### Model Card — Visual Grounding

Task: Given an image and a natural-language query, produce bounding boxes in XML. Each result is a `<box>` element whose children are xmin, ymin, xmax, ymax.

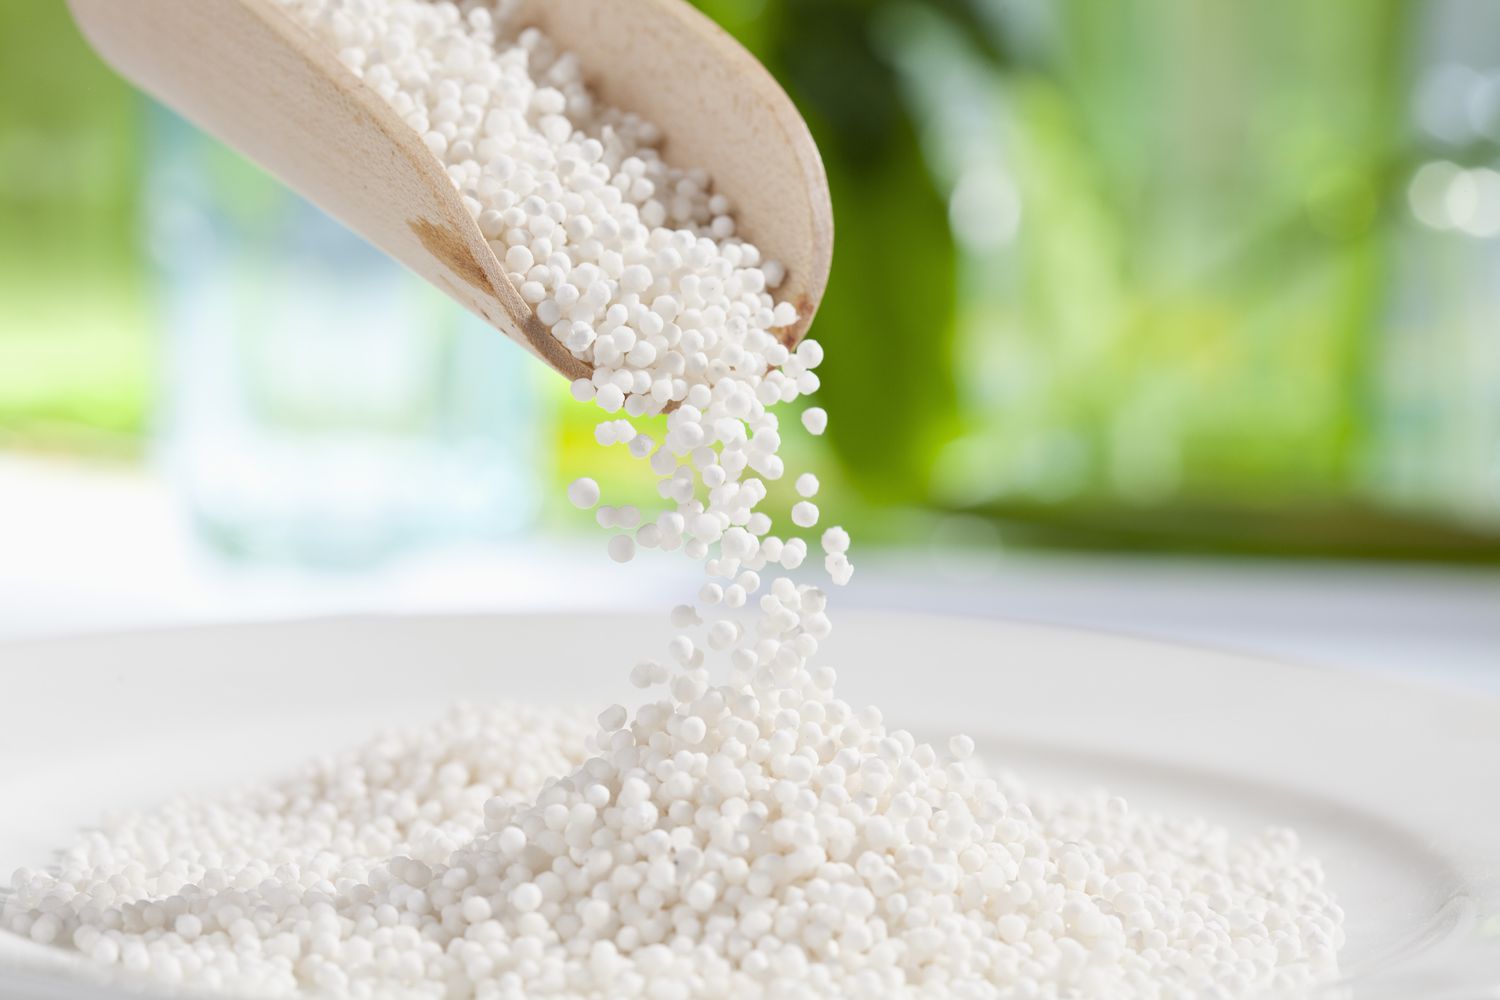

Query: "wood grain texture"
<box><xmin>67</xmin><ymin>0</ymin><xmax>833</xmax><ymax>378</ymax></box>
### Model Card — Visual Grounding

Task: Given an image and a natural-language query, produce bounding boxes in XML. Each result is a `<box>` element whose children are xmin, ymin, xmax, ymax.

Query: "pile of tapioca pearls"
<box><xmin>3</xmin><ymin>691</ymin><xmax>1346</xmax><ymax>999</ymax></box>
<box><xmin>1</xmin><ymin>0</ymin><xmax>1344</xmax><ymax>996</ymax></box>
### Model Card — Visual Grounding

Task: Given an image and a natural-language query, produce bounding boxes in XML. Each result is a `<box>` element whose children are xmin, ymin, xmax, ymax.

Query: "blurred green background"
<box><xmin>4</xmin><ymin>0</ymin><xmax>1500</xmax><ymax>564</ymax></box>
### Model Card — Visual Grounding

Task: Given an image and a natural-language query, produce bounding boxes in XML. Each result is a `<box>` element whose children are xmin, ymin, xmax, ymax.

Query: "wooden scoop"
<box><xmin>66</xmin><ymin>0</ymin><xmax>833</xmax><ymax>381</ymax></box>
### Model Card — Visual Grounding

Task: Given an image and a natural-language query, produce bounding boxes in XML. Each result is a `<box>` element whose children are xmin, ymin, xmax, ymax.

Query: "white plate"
<box><xmin>1</xmin><ymin>613</ymin><xmax>1497</xmax><ymax>998</ymax></box>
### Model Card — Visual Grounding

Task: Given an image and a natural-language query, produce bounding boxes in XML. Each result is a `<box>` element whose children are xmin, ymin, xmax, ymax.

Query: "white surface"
<box><xmin>1</xmin><ymin>613</ymin><xmax>1498</xmax><ymax>998</ymax></box>
<box><xmin>2</xmin><ymin>456</ymin><xmax>1497</xmax><ymax>695</ymax></box>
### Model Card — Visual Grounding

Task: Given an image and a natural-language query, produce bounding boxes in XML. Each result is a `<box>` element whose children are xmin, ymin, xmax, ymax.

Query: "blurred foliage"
<box><xmin>696</xmin><ymin>0</ymin><xmax>1500</xmax><ymax>556</ymax></box>
<box><xmin>967</xmin><ymin>1</ymin><xmax>1406</xmax><ymax>507</ymax></box>
<box><xmin>0</xmin><ymin>2</ymin><xmax>150</xmax><ymax>455</ymax></box>
<box><xmin>3</xmin><ymin>0</ymin><xmax>1499</xmax><ymax>558</ymax></box>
